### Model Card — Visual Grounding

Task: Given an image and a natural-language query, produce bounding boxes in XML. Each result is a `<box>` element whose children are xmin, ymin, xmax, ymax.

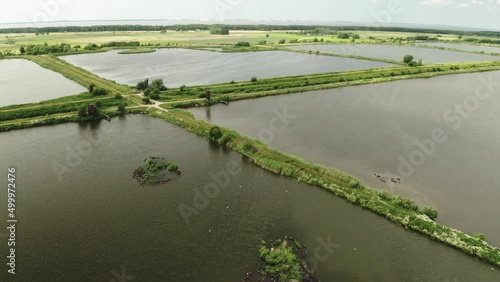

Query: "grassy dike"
<box><xmin>148</xmin><ymin>108</ymin><xmax>500</xmax><ymax>268</ymax></box>
<box><xmin>159</xmin><ymin>61</ymin><xmax>500</xmax><ymax>108</ymax></box>
<box><xmin>280</xmin><ymin>46</ymin><xmax>405</xmax><ymax>65</ymax></box>
<box><xmin>26</xmin><ymin>55</ymin><xmax>132</xmax><ymax>94</ymax></box>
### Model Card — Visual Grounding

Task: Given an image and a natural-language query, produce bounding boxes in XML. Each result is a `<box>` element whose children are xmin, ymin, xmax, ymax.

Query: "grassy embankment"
<box><xmin>0</xmin><ymin>55</ymin><xmax>142</xmax><ymax>132</ymax></box>
<box><xmin>147</xmin><ymin>108</ymin><xmax>500</xmax><ymax>268</ymax></box>
<box><xmin>157</xmin><ymin>60</ymin><xmax>500</xmax><ymax>108</ymax></box>
<box><xmin>27</xmin><ymin>55</ymin><xmax>132</xmax><ymax>94</ymax></box>
<box><xmin>409</xmin><ymin>42</ymin><xmax>500</xmax><ymax>56</ymax></box>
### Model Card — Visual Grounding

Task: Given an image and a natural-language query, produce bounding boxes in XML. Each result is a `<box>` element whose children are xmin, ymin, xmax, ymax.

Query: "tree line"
<box><xmin>0</xmin><ymin>24</ymin><xmax>499</xmax><ymax>38</ymax></box>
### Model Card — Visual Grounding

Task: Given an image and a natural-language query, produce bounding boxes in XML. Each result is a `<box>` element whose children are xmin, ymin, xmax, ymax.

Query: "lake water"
<box><xmin>415</xmin><ymin>42</ymin><xmax>500</xmax><ymax>55</ymax></box>
<box><xmin>190</xmin><ymin>70</ymin><xmax>500</xmax><ymax>248</ymax></box>
<box><xmin>0</xmin><ymin>115</ymin><xmax>497</xmax><ymax>281</ymax></box>
<box><xmin>0</xmin><ymin>59</ymin><xmax>87</xmax><ymax>107</ymax></box>
<box><xmin>289</xmin><ymin>44</ymin><xmax>500</xmax><ymax>64</ymax></box>
<box><xmin>60</xmin><ymin>49</ymin><xmax>394</xmax><ymax>88</ymax></box>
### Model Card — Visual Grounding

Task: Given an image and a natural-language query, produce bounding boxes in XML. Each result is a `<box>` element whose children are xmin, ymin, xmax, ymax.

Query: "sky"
<box><xmin>1</xmin><ymin>0</ymin><xmax>499</xmax><ymax>30</ymax></box>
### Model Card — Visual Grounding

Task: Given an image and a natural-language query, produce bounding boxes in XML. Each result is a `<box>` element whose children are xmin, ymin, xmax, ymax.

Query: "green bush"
<box><xmin>117</xmin><ymin>103</ymin><xmax>126</xmax><ymax>114</ymax></box>
<box><xmin>423</xmin><ymin>206</ymin><xmax>438</xmax><ymax>220</ymax></box>
<box><xmin>235</xmin><ymin>41</ymin><xmax>250</xmax><ymax>47</ymax></box>
<box><xmin>474</xmin><ymin>233</ymin><xmax>486</xmax><ymax>241</ymax></box>
<box><xmin>219</xmin><ymin>134</ymin><xmax>233</xmax><ymax>145</ymax></box>
<box><xmin>142</xmin><ymin>97</ymin><xmax>151</xmax><ymax>104</ymax></box>
<box><xmin>92</xmin><ymin>88</ymin><xmax>107</xmax><ymax>96</ymax></box>
<box><xmin>349</xmin><ymin>179</ymin><xmax>364</xmax><ymax>189</ymax></box>
<box><xmin>250</xmin><ymin>77</ymin><xmax>258</xmax><ymax>82</ymax></box>
<box><xmin>209</xmin><ymin>126</ymin><xmax>223</xmax><ymax>141</ymax></box>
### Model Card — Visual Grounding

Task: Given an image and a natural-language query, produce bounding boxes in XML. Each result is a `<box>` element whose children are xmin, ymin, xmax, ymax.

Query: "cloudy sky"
<box><xmin>1</xmin><ymin>0</ymin><xmax>499</xmax><ymax>29</ymax></box>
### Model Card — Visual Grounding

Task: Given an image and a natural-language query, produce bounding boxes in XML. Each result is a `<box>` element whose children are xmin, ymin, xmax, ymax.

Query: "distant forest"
<box><xmin>1</xmin><ymin>24</ymin><xmax>500</xmax><ymax>38</ymax></box>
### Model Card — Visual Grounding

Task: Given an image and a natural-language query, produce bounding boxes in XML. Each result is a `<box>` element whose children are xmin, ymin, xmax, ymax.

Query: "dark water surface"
<box><xmin>190</xmin><ymin>70</ymin><xmax>500</xmax><ymax>248</ymax></box>
<box><xmin>0</xmin><ymin>116</ymin><xmax>498</xmax><ymax>281</ymax></box>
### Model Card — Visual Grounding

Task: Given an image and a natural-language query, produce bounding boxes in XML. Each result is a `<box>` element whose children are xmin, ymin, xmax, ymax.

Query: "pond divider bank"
<box><xmin>27</xmin><ymin>55</ymin><xmax>132</xmax><ymax>94</ymax></box>
<box><xmin>160</xmin><ymin>60</ymin><xmax>500</xmax><ymax>109</ymax></box>
<box><xmin>148</xmin><ymin>108</ymin><xmax>500</xmax><ymax>268</ymax></box>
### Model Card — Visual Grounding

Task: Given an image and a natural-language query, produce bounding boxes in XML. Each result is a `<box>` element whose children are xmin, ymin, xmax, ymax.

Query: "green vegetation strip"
<box><xmin>118</xmin><ymin>48</ymin><xmax>156</xmax><ymax>54</ymax></box>
<box><xmin>26</xmin><ymin>55</ymin><xmax>132</xmax><ymax>94</ymax></box>
<box><xmin>281</xmin><ymin>46</ymin><xmax>405</xmax><ymax>65</ymax></box>
<box><xmin>158</xmin><ymin>61</ymin><xmax>500</xmax><ymax>108</ymax></box>
<box><xmin>148</xmin><ymin>108</ymin><xmax>500</xmax><ymax>268</ymax></box>
<box><xmin>0</xmin><ymin>105</ymin><xmax>146</xmax><ymax>132</ymax></box>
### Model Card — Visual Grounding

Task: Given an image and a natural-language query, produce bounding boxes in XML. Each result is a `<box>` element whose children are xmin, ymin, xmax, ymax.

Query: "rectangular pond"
<box><xmin>289</xmin><ymin>44</ymin><xmax>500</xmax><ymax>64</ymax></box>
<box><xmin>415</xmin><ymin>42</ymin><xmax>500</xmax><ymax>55</ymax></box>
<box><xmin>0</xmin><ymin>59</ymin><xmax>87</xmax><ymax>107</ymax></box>
<box><xmin>189</xmin><ymin>70</ymin><xmax>500</xmax><ymax>247</ymax></box>
<box><xmin>0</xmin><ymin>115</ymin><xmax>497</xmax><ymax>281</ymax></box>
<box><xmin>60</xmin><ymin>48</ymin><xmax>394</xmax><ymax>88</ymax></box>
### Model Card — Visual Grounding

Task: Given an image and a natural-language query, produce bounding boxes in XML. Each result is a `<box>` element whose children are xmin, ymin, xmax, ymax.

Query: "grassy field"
<box><xmin>4</xmin><ymin>29</ymin><xmax>497</xmax><ymax>53</ymax></box>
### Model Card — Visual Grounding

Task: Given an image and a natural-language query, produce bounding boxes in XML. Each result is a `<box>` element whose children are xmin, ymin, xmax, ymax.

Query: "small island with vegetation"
<box><xmin>243</xmin><ymin>237</ymin><xmax>319</xmax><ymax>282</ymax></box>
<box><xmin>118</xmin><ymin>47</ymin><xmax>156</xmax><ymax>54</ymax></box>
<box><xmin>133</xmin><ymin>156</ymin><xmax>181</xmax><ymax>185</ymax></box>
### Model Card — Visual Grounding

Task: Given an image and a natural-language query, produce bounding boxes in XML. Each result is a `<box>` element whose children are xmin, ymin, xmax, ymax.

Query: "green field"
<box><xmin>4</xmin><ymin>29</ymin><xmax>497</xmax><ymax>53</ymax></box>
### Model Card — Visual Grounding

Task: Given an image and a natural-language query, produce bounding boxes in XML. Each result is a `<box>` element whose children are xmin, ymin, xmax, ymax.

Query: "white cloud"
<box><xmin>420</xmin><ymin>0</ymin><xmax>453</xmax><ymax>6</ymax></box>
<box><xmin>457</xmin><ymin>2</ymin><xmax>470</xmax><ymax>6</ymax></box>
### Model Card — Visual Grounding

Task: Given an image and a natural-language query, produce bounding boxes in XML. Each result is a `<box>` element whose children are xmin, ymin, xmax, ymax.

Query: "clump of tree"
<box><xmin>210</xmin><ymin>26</ymin><xmax>229</xmax><ymax>35</ymax></box>
<box><xmin>101</xmin><ymin>41</ymin><xmax>140</xmax><ymax>47</ymax></box>
<box><xmin>209</xmin><ymin>126</ymin><xmax>223</xmax><ymax>141</ymax></box>
<box><xmin>84</xmin><ymin>43</ymin><xmax>100</xmax><ymax>50</ymax></box>
<box><xmin>77</xmin><ymin>102</ymin><xmax>103</xmax><ymax>120</ymax></box>
<box><xmin>21</xmin><ymin>43</ymin><xmax>73</xmax><ymax>55</ymax></box>
<box><xmin>139</xmin><ymin>78</ymin><xmax>168</xmax><ymax>99</ymax></box>
<box><xmin>92</xmin><ymin>88</ymin><xmax>108</xmax><ymax>96</ymax></box>
<box><xmin>278</xmin><ymin>39</ymin><xmax>286</xmax><ymax>44</ymax></box>
<box><xmin>117</xmin><ymin>103</ymin><xmax>127</xmax><ymax>114</ymax></box>
<box><xmin>403</xmin><ymin>54</ymin><xmax>423</xmax><ymax>67</ymax></box>
<box><xmin>136</xmin><ymin>79</ymin><xmax>149</xmax><ymax>90</ymax></box>
<box><xmin>289</xmin><ymin>39</ymin><xmax>299</xmax><ymax>44</ymax></box>
<box><xmin>337</xmin><ymin>33</ymin><xmax>350</xmax><ymax>39</ymax></box>
<box><xmin>406</xmin><ymin>35</ymin><xmax>439</xmax><ymax>41</ymax></box>
<box><xmin>234</xmin><ymin>41</ymin><xmax>250</xmax><ymax>47</ymax></box>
